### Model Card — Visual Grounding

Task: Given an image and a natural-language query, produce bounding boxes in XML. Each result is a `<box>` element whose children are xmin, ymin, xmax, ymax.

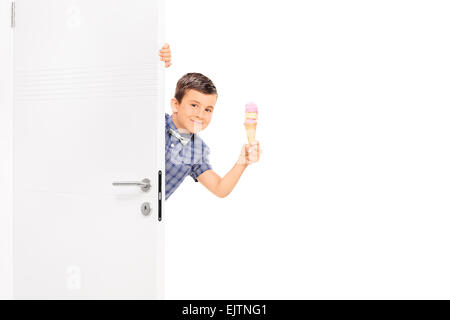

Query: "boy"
<box><xmin>165</xmin><ymin>73</ymin><xmax>261</xmax><ymax>199</ymax></box>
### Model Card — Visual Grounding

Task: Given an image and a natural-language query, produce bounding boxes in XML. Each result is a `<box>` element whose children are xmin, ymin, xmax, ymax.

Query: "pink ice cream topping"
<box><xmin>245</xmin><ymin>102</ymin><xmax>258</xmax><ymax>113</ymax></box>
<box><xmin>244</xmin><ymin>119</ymin><xmax>257</xmax><ymax>124</ymax></box>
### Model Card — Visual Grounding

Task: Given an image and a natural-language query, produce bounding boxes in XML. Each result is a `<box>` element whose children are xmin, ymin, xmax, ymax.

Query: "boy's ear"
<box><xmin>170</xmin><ymin>98</ymin><xmax>179</xmax><ymax>113</ymax></box>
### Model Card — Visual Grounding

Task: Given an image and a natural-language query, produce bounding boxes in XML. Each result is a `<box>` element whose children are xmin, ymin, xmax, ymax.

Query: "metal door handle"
<box><xmin>112</xmin><ymin>178</ymin><xmax>151</xmax><ymax>192</ymax></box>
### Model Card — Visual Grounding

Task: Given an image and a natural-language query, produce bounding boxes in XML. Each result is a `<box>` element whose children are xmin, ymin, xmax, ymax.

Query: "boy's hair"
<box><xmin>175</xmin><ymin>73</ymin><xmax>218</xmax><ymax>103</ymax></box>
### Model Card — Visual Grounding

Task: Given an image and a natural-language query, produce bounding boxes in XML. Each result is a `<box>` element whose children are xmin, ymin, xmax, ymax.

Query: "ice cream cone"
<box><xmin>245</xmin><ymin>122</ymin><xmax>257</xmax><ymax>143</ymax></box>
<box><xmin>244</xmin><ymin>102</ymin><xmax>258</xmax><ymax>143</ymax></box>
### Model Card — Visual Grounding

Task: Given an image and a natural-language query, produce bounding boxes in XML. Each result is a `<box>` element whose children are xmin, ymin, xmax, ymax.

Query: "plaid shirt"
<box><xmin>165</xmin><ymin>113</ymin><xmax>212</xmax><ymax>200</ymax></box>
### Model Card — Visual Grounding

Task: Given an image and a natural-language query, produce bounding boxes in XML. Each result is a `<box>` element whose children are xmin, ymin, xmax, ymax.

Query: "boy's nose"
<box><xmin>194</xmin><ymin>109</ymin><xmax>205</xmax><ymax>117</ymax></box>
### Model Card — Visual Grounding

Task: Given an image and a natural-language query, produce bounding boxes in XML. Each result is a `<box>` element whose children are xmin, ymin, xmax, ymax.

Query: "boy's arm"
<box><xmin>197</xmin><ymin>164</ymin><xmax>247</xmax><ymax>199</ymax></box>
<box><xmin>197</xmin><ymin>142</ymin><xmax>260</xmax><ymax>198</ymax></box>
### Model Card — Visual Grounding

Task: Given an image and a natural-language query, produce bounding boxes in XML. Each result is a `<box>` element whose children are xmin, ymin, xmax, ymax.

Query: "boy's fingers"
<box><xmin>249</xmin><ymin>155</ymin><xmax>258</xmax><ymax>163</ymax></box>
<box><xmin>246</xmin><ymin>142</ymin><xmax>260</xmax><ymax>164</ymax></box>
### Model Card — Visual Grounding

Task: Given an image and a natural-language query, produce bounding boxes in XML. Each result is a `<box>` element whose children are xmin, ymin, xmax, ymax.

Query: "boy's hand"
<box><xmin>158</xmin><ymin>43</ymin><xmax>172</xmax><ymax>68</ymax></box>
<box><xmin>238</xmin><ymin>141</ymin><xmax>261</xmax><ymax>166</ymax></box>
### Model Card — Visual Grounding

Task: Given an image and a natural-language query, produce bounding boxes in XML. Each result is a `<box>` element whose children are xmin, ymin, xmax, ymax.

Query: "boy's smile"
<box><xmin>171</xmin><ymin>89</ymin><xmax>217</xmax><ymax>134</ymax></box>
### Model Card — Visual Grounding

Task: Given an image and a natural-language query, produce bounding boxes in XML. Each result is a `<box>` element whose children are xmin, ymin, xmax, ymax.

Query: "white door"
<box><xmin>13</xmin><ymin>0</ymin><xmax>165</xmax><ymax>299</ymax></box>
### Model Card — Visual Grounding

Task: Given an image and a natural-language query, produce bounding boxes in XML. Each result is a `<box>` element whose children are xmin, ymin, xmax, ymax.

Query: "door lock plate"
<box><xmin>141</xmin><ymin>202</ymin><xmax>152</xmax><ymax>216</ymax></box>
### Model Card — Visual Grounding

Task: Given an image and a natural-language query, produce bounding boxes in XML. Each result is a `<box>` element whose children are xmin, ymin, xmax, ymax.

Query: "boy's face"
<box><xmin>171</xmin><ymin>89</ymin><xmax>217</xmax><ymax>134</ymax></box>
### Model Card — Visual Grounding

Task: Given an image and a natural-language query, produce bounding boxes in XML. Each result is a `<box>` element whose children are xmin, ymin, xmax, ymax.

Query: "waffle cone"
<box><xmin>245</xmin><ymin>122</ymin><xmax>257</xmax><ymax>143</ymax></box>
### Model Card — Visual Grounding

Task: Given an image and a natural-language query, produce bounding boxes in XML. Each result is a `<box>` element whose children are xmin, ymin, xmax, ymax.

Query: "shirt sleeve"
<box><xmin>189</xmin><ymin>142</ymin><xmax>212</xmax><ymax>182</ymax></box>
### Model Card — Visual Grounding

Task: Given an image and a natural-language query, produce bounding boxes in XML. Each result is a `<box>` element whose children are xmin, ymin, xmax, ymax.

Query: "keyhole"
<box><xmin>141</xmin><ymin>202</ymin><xmax>151</xmax><ymax>216</ymax></box>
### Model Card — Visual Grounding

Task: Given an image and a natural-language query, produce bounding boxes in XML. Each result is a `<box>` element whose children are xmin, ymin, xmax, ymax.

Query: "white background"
<box><xmin>163</xmin><ymin>0</ymin><xmax>450</xmax><ymax>299</ymax></box>
<box><xmin>1</xmin><ymin>0</ymin><xmax>450</xmax><ymax>299</ymax></box>
<box><xmin>0</xmin><ymin>0</ymin><xmax>13</xmax><ymax>299</ymax></box>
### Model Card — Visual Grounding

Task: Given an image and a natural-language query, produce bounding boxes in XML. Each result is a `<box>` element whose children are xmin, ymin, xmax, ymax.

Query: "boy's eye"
<box><xmin>191</xmin><ymin>104</ymin><xmax>198</xmax><ymax>108</ymax></box>
<box><xmin>206</xmin><ymin>108</ymin><xmax>212</xmax><ymax>113</ymax></box>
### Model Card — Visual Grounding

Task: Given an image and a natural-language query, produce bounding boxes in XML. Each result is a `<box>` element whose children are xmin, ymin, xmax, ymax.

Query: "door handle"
<box><xmin>112</xmin><ymin>178</ymin><xmax>151</xmax><ymax>192</ymax></box>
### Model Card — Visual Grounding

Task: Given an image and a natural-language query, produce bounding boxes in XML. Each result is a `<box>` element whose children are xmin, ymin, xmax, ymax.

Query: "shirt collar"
<box><xmin>166</xmin><ymin>114</ymin><xmax>194</xmax><ymax>142</ymax></box>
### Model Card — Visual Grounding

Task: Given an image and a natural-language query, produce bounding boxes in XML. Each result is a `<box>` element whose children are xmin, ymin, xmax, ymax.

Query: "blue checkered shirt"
<box><xmin>165</xmin><ymin>113</ymin><xmax>212</xmax><ymax>200</ymax></box>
